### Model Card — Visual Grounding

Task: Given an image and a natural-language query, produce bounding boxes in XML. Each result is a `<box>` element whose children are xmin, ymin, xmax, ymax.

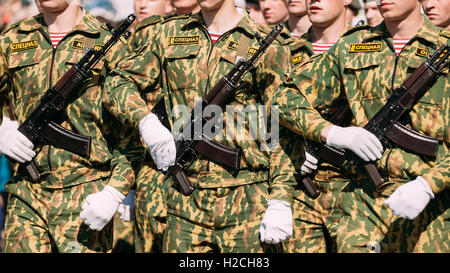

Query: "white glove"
<box><xmin>301</xmin><ymin>151</ymin><xmax>318</xmax><ymax>175</ymax></box>
<box><xmin>326</xmin><ymin>125</ymin><xmax>383</xmax><ymax>162</ymax></box>
<box><xmin>259</xmin><ymin>199</ymin><xmax>293</xmax><ymax>244</ymax></box>
<box><xmin>80</xmin><ymin>185</ymin><xmax>125</xmax><ymax>231</ymax></box>
<box><xmin>139</xmin><ymin>113</ymin><xmax>176</xmax><ymax>171</ymax></box>
<box><xmin>384</xmin><ymin>176</ymin><xmax>434</xmax><ymax>220</ymax></box>
<box><xmin>0</xmin><ymin>116</ymin><xmax>35</xmax><ymax>163</ymax></box>
<box><xmin>117</xmin><ymin>189</ymin><xmax>136</xmax><ymax>222</ymax></box>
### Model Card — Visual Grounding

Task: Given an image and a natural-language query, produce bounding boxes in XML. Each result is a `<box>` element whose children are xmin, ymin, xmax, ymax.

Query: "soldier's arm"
<box><xmin>0</xmin><ymin>49</ymin><xmax>10</xmax><ymax>123</ymax></box>
<box><xmin>106</xmin><ymin>118</ymin><xmax>146</xmax><ymax>196</ymax></box>
<box><xmin>421</xmin><ymin>79</ymin><xmax>450</xmax><ymax>194</ymax></box>
<box><xmin>274</xmin><ymin>48</ymin><xmax>345</xmax><ymax>143</ymax></box>
<box><xmin>103</xmin><ymin>25</ymin><xmax>162</xmax><ymax>129</ymax></box>
<box><xmin>257</xmin><ymin>44</ymin><xmax>298</xmax><ymax>203</ymax></box>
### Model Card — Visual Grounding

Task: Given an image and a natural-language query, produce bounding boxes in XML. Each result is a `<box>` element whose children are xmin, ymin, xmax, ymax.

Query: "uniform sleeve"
<box><xmin>0</xmin><ymin>49</ymin><xmax>10</xmax><ymax>123</ymax></box>
<box><xmin>255</xmin><ymin>44</ymin><xmax>298</xmax><ymax>202</ymax></box>
<box><xmin>106</xmin><ymin>119</ymin><xmax>145</xmax><ymax>195</ymax></box>
<box><xmin>421</xmin><ymin>77</ymin><xmax>450</xmax><ymax>194</ymax></box>
<box><xmin>103</xmin><ymin>25</ymin><xmax>162</xmax><ymax>129</ymax></box>
<box><xmin>274</xmin><ymin>54</ymin><xmax>336</xmax><ymax>143</ymax></box>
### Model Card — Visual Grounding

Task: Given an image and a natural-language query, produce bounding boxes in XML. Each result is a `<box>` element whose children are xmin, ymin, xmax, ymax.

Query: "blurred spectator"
<box><xmin>0</xmin><ymin>0</ymin><xmax>39</xmax><ymax>31</ymax></box>
<box><xmin>287</xmin><ymin>0</ymin><xmax>311</xmax><ymax>37</ymax></box>
<box><xmin>346</xmin><ymin>0</ymin><xmax>365</xmax><ymax>26</ymax></box>
<box><xmin>110</xmin><ymin>0</ymin><xmax>135</xmax><ymax>23</ymax></box>
<box><xmin>134</xmin><ymin>0</ymin><xmax>174</xmax><ymax>22</ymax></box>
<box><xmin>363</xmin><ymin>0</ymin><xmax>383</xmax><ymax>27</ymax></box>
<box><xmin>259</xmin><ymin>0</ymin><xmax>289</xmax><ymax>25</ymax></box>
<box><xmin>170</xmin><ymin>0</ymin><xmax>200</xmax><ymax>15</ymax></box>
<box><xmin>421</xmin><ymin>0</ymin><xmax>450</xmax><ymax>29</ymax></box>
<box><xmin>83</xmin><ymin>0</ymin><xmax>117</xmax><ymax>23</ymax></box>
<box><xmin>246</xmin><ymin>0</ymin><xmax>265</xmax><ymax>25</ymax></box>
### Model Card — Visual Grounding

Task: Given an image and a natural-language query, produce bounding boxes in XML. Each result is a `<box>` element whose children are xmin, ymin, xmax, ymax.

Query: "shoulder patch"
<box><xmin>342</xmin><ymin>24</ymin><xmax>371</xmax><ymax>37</ymax></box>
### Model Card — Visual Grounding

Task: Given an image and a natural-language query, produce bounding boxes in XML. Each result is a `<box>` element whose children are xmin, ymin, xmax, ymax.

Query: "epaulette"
<box><xmin>162</xmin><ymin>13</ymin><xmax>190</xmax><ymax>24</ymax></box>
<box><xmin>256</xmin><ymin>24</ymin><xmax>287</xmax><ymax>44</ymax></box>
<box><xmin>342</xmin><ymin>24</ymin><xmax>371</xmax><ymax>37</ymax></box>
<box><xmin>440</xmin><ymin>28</ymin><xmax>450</xmax><ymax>39</ymax></box>
<box><xmin>288</xmin><ymin>37</ymin><xmax>314</xmax><ymax>56</ymax></box>
<box><xmin>134</xmin><ymin>15</ymin><xmax>162</xmax><ymax>32</ymax></box>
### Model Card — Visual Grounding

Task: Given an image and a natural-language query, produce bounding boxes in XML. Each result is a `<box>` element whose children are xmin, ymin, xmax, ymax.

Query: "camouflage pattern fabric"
<box><xmin>281</xmin><ymin>33</ymin><xmax>350</xmax><ymax>253</ymax></box>
<box><xmin>111</xmin><ymin>212</ymin><xmax>135</xmax><ymax>253</ymax></box>
<box><xmin>163</xmin><ymin>182</ymin><xmax>279</xmax><ymax>252</ymax></box>
<box><xmin>275</xmin><ymin>16</ymin><xmax>449</xmax><ymax>252</ymax></box>
<box><xmin>127</xmin><ymin>15</ymin><xmax>168</xmax><ymax>253</ymax></box>
<box><xmin>104</xmin><ymin>12</ymin><xmax>297</xmax><ymax>252</ymax></box>
<box><xmin>0</xmin><ymin>10</ymin><xmax>145</xmax><ymax>252</ymax></box>
<box><xmin>4</xmin><ymin>178</ymin><xmax>112</xmax><ymax>252</ymax></box>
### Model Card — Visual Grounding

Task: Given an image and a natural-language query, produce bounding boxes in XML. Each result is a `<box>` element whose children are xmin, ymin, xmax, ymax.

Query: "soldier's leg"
<box><xmin>112</xmin><ymin>212</ymin><xmax>135</xmax><ymax>253</ymax></box>
<box><xmin>163</xmin><ymin>186</ymin><xmax>217</xmax><ymax>253</ymax></box>
<box><xmin>4</xmin><ymin>193</ymin><xmax>54</xmax><ymax>252</ymax></box>
<box><xmin>134</xmin><ymin>164</ymin><xmax>167</xmax><ymax>253</ymax></box>
<box><xmin>283</xmin><ymin>195</ymin><xmax>327</xmax><ymax>253</ymax></box>
<box><xmin>47</xmin><ymin>180</ymin><xmax>113</xmax><ymax>253</ymax></box>
<box><xmin>213</xmin><ymin>183</ymin><xmax>271</xmax><ymax>253</ymax></box>
<box><xmin>335</xmin><ymin>181</ymin><xmax>450</xmax><ymax>253</ymax></box>
<box><xmin>381</xmin><ymin>190</ymin><xmax>450</xmax><ymax>253</ymax></box>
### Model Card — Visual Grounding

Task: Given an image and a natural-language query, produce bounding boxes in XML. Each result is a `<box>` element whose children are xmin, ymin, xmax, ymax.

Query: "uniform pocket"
<box><xmin>164</xmin><ymin>45</ymin><xmax>200</xmax><ymax>91</ymax></box>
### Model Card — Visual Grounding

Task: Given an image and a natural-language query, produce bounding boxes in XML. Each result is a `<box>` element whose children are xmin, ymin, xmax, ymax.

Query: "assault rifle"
<box><xmin>17</xmin><ymin>14</ymin><xmax>136</xmax><ymax>182</ymax></box>
<box><xmin>301</xmin><ymin>103</ymin><xmax>353</xmax><ymax>199</ymax></box>
<box><xmin>152</xmin><ymin>23</ymin><xmax>285</xmax><ymax>195</ymax></box>
<box><xmin>307</xmin><ymin>45</ymin><xmax>449</xmax><ymax>188</ymax></box>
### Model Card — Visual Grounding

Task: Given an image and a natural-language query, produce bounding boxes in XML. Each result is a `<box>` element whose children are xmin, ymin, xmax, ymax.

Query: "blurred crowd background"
<box><xmin>0</xmin><ymin>0</ymin><xmax>370</xmax><ymax>32</ymax></box>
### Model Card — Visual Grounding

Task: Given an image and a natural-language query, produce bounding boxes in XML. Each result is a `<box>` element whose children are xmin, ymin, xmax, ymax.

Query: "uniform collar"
<box><xmin>17</xmin><ymin>9</ymin><xmax>102</xmax><ymax>35</ymax></box>
<box><xmin>361</xmin><ymin>15</ymin><xmax>440</xmax><ymax>47</ymax></box>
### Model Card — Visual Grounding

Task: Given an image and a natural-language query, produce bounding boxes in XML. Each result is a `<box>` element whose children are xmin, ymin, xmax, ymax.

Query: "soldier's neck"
<box><xmin>201</xmin><ymin>2</ymin><xmax>243</xmax><ymax>34</ymax></box>
<box><xmin>311</xmin><ymin>19</ymin><xmax>347</xmax><ymax>44</ymax></box>
<box><xmin>287</xmin><ymin>13</ymin><xmax>311</xmax><ymax>36</ymax></box>
<box><xmin>43</xmin><ymin>5</ymin><xmax>84</xmax><ymax>33</ymax></box>
<box><xmin>384</xmin><ymin>9</ymin><xmax>423</xmax><ymax>40</ymax></box>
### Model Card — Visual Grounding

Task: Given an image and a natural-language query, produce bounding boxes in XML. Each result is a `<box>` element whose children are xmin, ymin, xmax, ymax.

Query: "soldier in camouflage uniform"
<box><xmin>104</xmin><ymin>0</ymin><xmax>299</xmax><ymax>252</ymax></box>
<box><xmin>0</xmin><ymin>0</ymin><xmax>144</xmax><ymax>252</ymax></box>
<box><xmin>275</xmin><ymin>0</ymin><xmax>449</xmax><ymax>252</ymax></box>
<box><xmin>282</xmin><ymin>0</ymin><xmax>356</xmax><ymax>253</ymax></box>
<box><xmin>128</xmin><ymin>14</ymin><xmax>167</xmax><ymax>253</ymax></box>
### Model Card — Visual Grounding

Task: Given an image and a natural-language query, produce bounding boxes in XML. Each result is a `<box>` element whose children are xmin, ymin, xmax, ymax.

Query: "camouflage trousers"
<box><xmin>337</xmin><ymin>179</ymin><xmax>450</xmax><ymax>253</ymax></box>
<box><xmin>163</xmin><ymin>181</ymin><xmax>279</xmax><ymax>253</ymax></box>
<box><xmin>4</xmin><ymin>177</ymin><xmax>113</xmax><ymax>253</ymax></box>
<box><xmin>112</xmin><ymin>212</ymin><xmax>135</xmax><ymax>253</ymax></box>
<box><xmin>283</xmin><ymin>175</ymin><xmax>348</xmax><ymax>253</ymax></box>
<box><xmin>134</xmin><ymin>162</ymin><xmax>168</xmax><ymax>253</ymax></box>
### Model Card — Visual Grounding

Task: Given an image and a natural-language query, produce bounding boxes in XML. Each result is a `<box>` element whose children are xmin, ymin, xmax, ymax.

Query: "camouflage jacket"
<box><xmin>104</xmin><ymin>12</ymin><xmax>297</xmax><ymax>202</ymax></box>
<box><xmin>0</xmin><ymin>10</ymin><xmax>145</xmax><ymax>195</ymax></box>
<box><xmin>276</xmin><ymin>16</ymin><xmax>449</xmax><ymax>194</ymax></box>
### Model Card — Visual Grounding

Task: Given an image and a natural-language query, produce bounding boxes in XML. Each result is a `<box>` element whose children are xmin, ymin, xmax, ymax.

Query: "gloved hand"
<box><xmin>301</xmin><ymin>151</ymin><xmax>318</xmax><ymax>175</ymax></box>
<box><xmin>80</xmin><ymin>185</ymin><xmax>125</xmax><ymax>231</ymax></box>
<box><xmin>0</xmin><ymin>116</ymin><xmax>35</xmax><ymax>163</ymax></box>
<box><xmin>384</xmin><ymin>176</ymin><xmax>434</xmax><ymax>220</ymax></box>
<box><xmin>139</xmin><ymin>113</ymin><xmax>176</xmax><ymax>171</ymax></box>
<box><xmin>326</xmin><ymin>125</ymin><xmax>383</xmax><ymax>162</ymax></box>
<box><xmin>117</xmin><ymin>189</ymin><xmax>136</xmax><ymax>222</ymax></box>
<box><xmin>259</xmin><ymin>199</ymin><xmax>293</xmax><ymax>244</ymax></box>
